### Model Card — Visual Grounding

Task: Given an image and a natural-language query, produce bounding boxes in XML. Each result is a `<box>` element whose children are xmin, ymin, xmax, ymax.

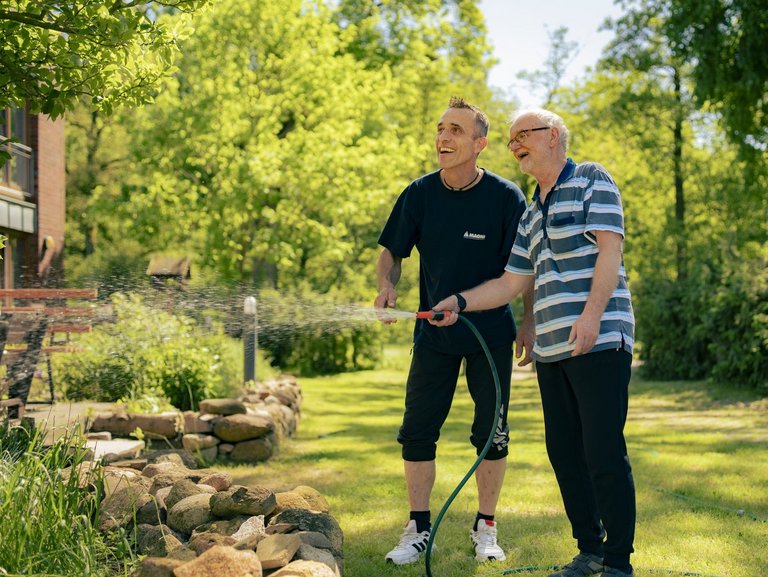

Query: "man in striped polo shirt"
<box><xmin>432</xmin><ymin>108</ymin><xmax>636</xmax><ymax>577</ymax></box>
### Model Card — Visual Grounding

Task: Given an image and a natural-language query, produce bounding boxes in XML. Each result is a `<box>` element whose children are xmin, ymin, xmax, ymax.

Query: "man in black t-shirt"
<box><xmin>375</xmin><ymin>97</ymin><xmax>533</xmax><ymax>565</ymax></box>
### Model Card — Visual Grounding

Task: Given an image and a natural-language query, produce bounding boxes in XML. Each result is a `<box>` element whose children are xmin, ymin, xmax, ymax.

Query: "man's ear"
<box><xmin>475</xmin><ymin>135</ymin><xmax>488</xmax><ymax>154</ymax></box>
<box><xmin>548</xmin><ymin>127</ymin><xmax>560</xmax><ymax>149</ymax></box>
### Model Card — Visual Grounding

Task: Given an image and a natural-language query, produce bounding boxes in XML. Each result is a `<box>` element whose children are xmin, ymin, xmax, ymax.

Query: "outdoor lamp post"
<box><xmin>243</xmin><ymin>296</ymin><xmax>257</xmax><ymax>384</ymax></box>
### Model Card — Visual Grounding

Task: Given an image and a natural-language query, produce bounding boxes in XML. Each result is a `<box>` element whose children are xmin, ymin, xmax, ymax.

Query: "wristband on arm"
<box><xmin>454</xmin><ymin>293</ymin><xmax>467</xmax><ymax>312</ymax></box>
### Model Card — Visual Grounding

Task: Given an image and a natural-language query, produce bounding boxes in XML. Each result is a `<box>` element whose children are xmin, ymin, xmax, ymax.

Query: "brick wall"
<box><xmin>31</xmin><ymin>114</ymin><xmax>66</xmax><ymax>285</ymax></box>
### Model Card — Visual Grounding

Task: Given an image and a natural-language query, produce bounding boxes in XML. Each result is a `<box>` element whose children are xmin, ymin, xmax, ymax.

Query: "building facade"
<box><xmin>0</xmin><ymin>106</ymin><xmax>65</xmax><ymax>288</ymax></box>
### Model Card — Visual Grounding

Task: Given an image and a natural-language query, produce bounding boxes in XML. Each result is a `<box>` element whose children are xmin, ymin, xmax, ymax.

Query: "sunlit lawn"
<box><xmin>224</xmin><ymin>346</ymin><xmax>768</xmax><ymax>577</ymax></box>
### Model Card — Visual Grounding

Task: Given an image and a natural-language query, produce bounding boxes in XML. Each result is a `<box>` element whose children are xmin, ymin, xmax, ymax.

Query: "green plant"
<box><xmin>0</xmin><ymin>422</ymin><xmax>134</xmax><ymax>576</ymax></box>
<box><xmin>56</xmin><ymin>293</ymin><xmax>241</xmax><ymax>409</ymax></box>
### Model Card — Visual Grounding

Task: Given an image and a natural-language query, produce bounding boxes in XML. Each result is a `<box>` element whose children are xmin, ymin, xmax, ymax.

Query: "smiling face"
<box><xmin>435</xmin><ymin>107</ymin><xmax>487</xmax><ymax>172</ymax></box>
<box><xmin>508</xmin><ymin>113</ymin><xmax>557</xmax><ymax>177</ymax></box>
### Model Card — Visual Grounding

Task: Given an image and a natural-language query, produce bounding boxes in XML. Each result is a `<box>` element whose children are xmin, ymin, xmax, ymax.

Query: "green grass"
<box><xmin>223</xmin><ymin>346</ymin><xmax>768</xmax><ymax>577</ymax></box>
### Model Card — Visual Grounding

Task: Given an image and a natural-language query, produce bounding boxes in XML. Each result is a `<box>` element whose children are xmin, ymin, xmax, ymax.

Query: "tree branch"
<box><xmin>0</xmin><ymin>10</ymin><xmax>78</xmax><ymax>34</ymax></box>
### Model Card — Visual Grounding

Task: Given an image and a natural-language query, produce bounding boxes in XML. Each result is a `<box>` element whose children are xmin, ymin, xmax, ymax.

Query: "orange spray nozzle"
<box><xmin>415</xmin><ymin>310</ymin><xmax>446</xmax><ymax>321</ymax></box>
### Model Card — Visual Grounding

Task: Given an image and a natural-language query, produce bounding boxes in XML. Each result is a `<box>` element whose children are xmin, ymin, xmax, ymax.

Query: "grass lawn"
<box><xmin>225</xmin><ymin>346</ymin><xmax>768</xmax><ymax>577</ymax></box>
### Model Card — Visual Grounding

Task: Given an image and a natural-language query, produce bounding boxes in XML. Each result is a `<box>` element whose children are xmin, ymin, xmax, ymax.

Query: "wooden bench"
<box><xmin>0</xmin><ymin>288</ymin><xmax>98</xmax><ymax>420</ymax></box>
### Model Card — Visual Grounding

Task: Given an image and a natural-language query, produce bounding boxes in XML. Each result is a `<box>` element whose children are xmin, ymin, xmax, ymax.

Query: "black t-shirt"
<box><xmin>378</xmin><ymin>169</ymin><xmax>527</xmax><ymax>354</ymax></box>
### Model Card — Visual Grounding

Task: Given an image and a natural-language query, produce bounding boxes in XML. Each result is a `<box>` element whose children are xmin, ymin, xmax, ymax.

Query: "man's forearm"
<box><xmin>377</xmin><ymin>249</ymin><xmax>402</xmax><ymax>291</ymax></box>
<box><xmin>462</xmin><ymin>272</ymin><xmax>533</xmax><ymax>312</ymax></box>
<box><xmin>582</xmin><ymin>234</ymin><xmax>622</xmax><ymax>319</ymax></box>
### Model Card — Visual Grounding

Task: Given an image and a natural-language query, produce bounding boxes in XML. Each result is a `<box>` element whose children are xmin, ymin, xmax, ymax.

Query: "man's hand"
<box><xmin>427</xmin><ymin>295</ymin><xmax>461</xmax><ymax>326</ymax></box>
<box><xmin>515</xmin><ymin>318</ymin><xmax>535</xmax><ymax>366</ymax></box>
<box><xmin>568</xmin><ymin>312</ymin><xmax>600</xmax><ymax>356</ymax></box>
<box><xmin>374</xmin><ymin>287</ymin><xmax>398</xmax><ymax>324</ymax></box>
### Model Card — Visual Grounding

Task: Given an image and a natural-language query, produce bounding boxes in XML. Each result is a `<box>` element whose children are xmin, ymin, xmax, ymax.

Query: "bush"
<box><xmin>56</xmin><ymin>293</ymin><xmax>242</xmax><ymax>410</ymax></box>
<box><xmin>635</xmin><ymin>249</ymin><xmax>768</xmax><ymax>393</ymax></box>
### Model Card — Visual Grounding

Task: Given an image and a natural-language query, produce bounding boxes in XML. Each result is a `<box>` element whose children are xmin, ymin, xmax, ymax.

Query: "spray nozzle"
<box><xmin>415</xmin><ymin>310</ymin><xmax>447</xmax><ymax>321</ymax></box>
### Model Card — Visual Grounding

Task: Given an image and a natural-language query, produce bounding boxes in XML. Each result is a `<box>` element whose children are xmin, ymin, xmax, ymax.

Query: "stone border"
<box><xmin>88</xmin><ymin>377</ymin><xmax>302</xmax><ymax>465</ymax></box>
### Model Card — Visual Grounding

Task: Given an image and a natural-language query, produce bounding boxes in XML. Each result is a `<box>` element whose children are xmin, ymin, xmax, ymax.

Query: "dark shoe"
<box><xmin>600</xmin><ymin>567</ymin><xmax>634</xmax><ymax>577</ymax></box>
<box><xmin>548</xmin><ymin>553</ymin><xmax>604</xmax><ymax>577</ymax></box>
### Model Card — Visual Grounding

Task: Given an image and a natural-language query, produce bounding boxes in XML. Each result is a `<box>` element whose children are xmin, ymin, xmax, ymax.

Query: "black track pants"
<box><xmin>398</xmin><ymin>344</ymin><xmax>512</xmax><ymax>462</ymax></box>
<box><xmin>536</xmin><ymin>348</ymin><xmax>636</xmax><ymax>568</ymax></box>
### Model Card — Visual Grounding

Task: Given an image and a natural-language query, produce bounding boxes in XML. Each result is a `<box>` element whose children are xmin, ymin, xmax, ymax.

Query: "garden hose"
<box><xmin>415</xmin><ymin>312</ymin><xmax>502</xmax><ymax>577</ymax></box>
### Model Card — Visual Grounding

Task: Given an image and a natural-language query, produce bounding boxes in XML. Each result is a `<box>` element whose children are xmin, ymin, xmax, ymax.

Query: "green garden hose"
<box><xmin>424</xmin><ymin>313</ymin><xmax>502</xmax><ymax>577</ymax></box>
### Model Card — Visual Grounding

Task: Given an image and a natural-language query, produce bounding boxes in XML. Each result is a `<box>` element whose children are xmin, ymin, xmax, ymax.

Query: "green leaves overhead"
<box><xmin>0</xmin><ymin>0</ymin><xmax>209</xmax><ymax>117</ymax></box>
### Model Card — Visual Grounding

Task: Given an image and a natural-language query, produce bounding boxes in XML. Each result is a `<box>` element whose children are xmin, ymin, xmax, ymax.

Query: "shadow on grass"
<box><xmin>223</xmin><ymin>363</ymin><xmax>767</xmax><ymax>577</ymax></box>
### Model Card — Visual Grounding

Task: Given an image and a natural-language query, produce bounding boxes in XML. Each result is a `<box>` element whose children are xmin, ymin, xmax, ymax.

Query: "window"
<box><xmin>1</xmin><ymin>107</ymin><xmax>33</xmax><ymax>196</ymax></box>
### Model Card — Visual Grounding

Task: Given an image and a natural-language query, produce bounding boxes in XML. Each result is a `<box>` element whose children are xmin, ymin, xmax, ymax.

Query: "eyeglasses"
<box><xmin>507</xmin><ymin>126</ymin><xmax>550</xmax><ymax>148</ymax></box>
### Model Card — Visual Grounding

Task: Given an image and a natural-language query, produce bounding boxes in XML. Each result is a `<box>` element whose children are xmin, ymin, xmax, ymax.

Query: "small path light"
<box><xmin>243</xmin><ymin>296</ymin><xmax>257</xmax><ymax>384</ymax></box>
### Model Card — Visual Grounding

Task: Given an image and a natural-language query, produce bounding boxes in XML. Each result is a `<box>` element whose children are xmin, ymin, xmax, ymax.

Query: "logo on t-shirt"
<box><xmin>463</xmin><ymin>231</ymin><xmax>486</xmax><ymax>240</ymax></box>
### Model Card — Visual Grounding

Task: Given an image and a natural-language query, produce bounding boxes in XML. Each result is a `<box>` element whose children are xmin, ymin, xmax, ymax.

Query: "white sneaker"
<box><xmin>470</xmin><ymin>519</ymin><xmax>506</xmax><ymax>562</ymax></box>
<box><xmin>385</xmin><ymin>519</ymin><xmax>434</xmax><ymax>565</ymax></box>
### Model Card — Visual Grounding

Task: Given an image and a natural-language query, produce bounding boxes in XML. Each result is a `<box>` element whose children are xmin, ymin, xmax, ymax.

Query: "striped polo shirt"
<box><xmin>505</xmin><ymin>158</ymin><xmax>635</xmax><ymax>362</ymax></box>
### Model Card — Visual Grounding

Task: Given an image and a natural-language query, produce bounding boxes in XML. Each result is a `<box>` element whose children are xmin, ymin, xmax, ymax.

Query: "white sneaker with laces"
<box><xmin>470</xmin><ymin>519</ymin><xmax>506</xmax><ymax>562</ymax></box>
<box><xmin>385</xmin><ymin>519</ymin><xmax>434</xmax><ymax>565</ymax></box>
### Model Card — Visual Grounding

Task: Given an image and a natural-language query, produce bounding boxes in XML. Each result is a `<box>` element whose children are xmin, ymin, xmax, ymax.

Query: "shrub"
<box><xmin>635</xmin><ymin>247</ymin><xmax>768</xmax><ymax>393</ymax></box>
<box><xmin>56</xmin><ymin>293</ymin><xmax>241</xmax><ymax>410</ymax></box>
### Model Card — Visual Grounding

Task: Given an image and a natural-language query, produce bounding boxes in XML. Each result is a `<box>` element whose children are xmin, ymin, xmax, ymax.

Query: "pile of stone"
<box><xmin>89</xmin><ymin>377</ymin><xmax>302</xmax><ymax>464</ymax></box>
<box><xmin>64</xmin><ymin>451</ymin><xmax>342</xmax><ymax>577</ymax></box>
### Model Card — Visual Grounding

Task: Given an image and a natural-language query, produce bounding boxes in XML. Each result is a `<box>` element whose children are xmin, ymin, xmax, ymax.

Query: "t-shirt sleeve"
<box><xmin>378</xmin><ymin>185</ymin><xmax>420</xmax><ymax>258</ymax></box>
<box><xmin>505</xmin><ymin>220</ymin><xmax>534</xmax><ymax>275</ymax></box>
<box><xmin>583</xmin><ymin>165</ymin><xmax>625</xmax><ymax>243</ymax></box>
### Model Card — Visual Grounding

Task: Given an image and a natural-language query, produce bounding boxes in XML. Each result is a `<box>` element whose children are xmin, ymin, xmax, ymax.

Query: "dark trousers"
<box><xmin>536</xmin><ymin>349</ymin><xmax>635</xmax><ymax>569</ymax></box>
<box><xmin>398</xmin><ymin>344</ymin><xmax>512</xmax><ymax>462</ymax></box>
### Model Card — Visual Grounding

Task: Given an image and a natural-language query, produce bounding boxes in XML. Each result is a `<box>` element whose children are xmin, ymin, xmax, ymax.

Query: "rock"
<box><xmin>231</xmin><ymin>515</ymin><xmax>266</xmax><ymax>541</ymax></box>
<box><xmin>256</xmin><ymin>533</ymin><xmax>302</xmax><ymax>569</ymax></box>
<box><xmin>199</xmin><ymin>399</ymin><xmax>248</xmax><ymax>416</ymax></box>
<box><xmin>167</xmin><ymin>493</ymin><xmax>214</xmax><ymax>535</ymax></box>
<box><xmin>182</xmin><ymin>434</ymin><xmax>220</xmax><ymax>451</ymax></box>
<box><xmin>188</xmin><ymin>532</ymin><xmax>237</xmax><ymax>555</ymax></box>
<box><xmin>192</xmin><ymin>516</ymin><xmax>251</xmax><ymax>538</ymax></box>
<box><xmin>132</xmin><ymin>556</ymin><xmax>185</xmax><ymax>577</ymax></box>
<box><xmin>134</xmin><ymin>524</ymin><xmax>184</xmax><ymax>556</ymax></box>
<box><xmin>295</xmin><ymin>532</ymin><xmax>333</xmax><ymax>550</ymax></box>
<box><xmin>198</xmin><ymin>471</ymin><xmax>232</xmax><ymax>492</ymax></box>
<box><xmin>209</xmin><ymin>485</ymin><xmax>276</xmax><ymax>519</ymax></box>
<box><xmin>136</xmin><ymin>495</ymin><xmax>166</xmax><ymax>525</ymax></box>
<box><xmin>183</xmin><ymin>411</ymin><xmax>213</xmax><ymax>433</ymax></box>
<box><xmin>146</xmin><ymin>450</ymin><xmax>198</xmax><ymax>469</ymax></box>
<box><xmin>294</xmin><ymin>544</ymin><xmax>340</xmax><ymax>576</ymax></box>
<box><xmin>99</xmin><ymin>485</ymin><xmax>154</xmax><ymax>532</ymax></box>
<box><xmin>269</xmin><ymin>560</ymin><xmax>336</xmax><ymax>577</ymax></box>
<box><xmin>213</xmin><ymin>414</ymin><xmax>274</xmax><ymax>443</ymax></box>
<box><xmin>194</xmin><ymin>446</ymin><xmax>218</xmax><ymax>464</ymax></box>
<box><xmin>269</xmin><ymin>510</ymin><xmax>343</xmax><ymax>558</ymax></box>
<box><xmin>165</xmin><ymin>479</ymin><xmax>209</xmax><ymax>511</ymax></box>
<box><xmin>292</xmin><ymin>486</ymin><xmax>330</xmax><ymax>513</ymax></box>
<box><xmin>91</xmin><ymin>411</ymin><xmax>181</xmax><ymax>440</ymax></box>
<box><xmin>172</xmin><ymin>545</ymin><xmax>262</xmax><ymax>577</ymax></box>
<box><xmin>274</xmin><ymin>491</ymin><xmax>312</xmax><ymax>514</ymax></box>
<box><xmin>229</xmin><ymin>437</ymin><xmax>273</xmax><ymax>463</ymax></box>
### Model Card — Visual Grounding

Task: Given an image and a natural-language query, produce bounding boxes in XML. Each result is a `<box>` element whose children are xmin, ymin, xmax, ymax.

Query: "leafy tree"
<box><xmin>0</xmin><ymin>0</ymin><xmax>208</xmax><ymax>118</ymax></box>
<box><xmin>659</xmin><ymin>0</ymin><xmax>767</xmax><ymax>152</ymax></box>
<box><xmin>601</xmin><ymin>7</ymin><xmax>697</xmax><ymax>282</ymax></box>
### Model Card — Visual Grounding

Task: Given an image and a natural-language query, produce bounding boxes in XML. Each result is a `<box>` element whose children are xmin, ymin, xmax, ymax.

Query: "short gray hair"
<box><xmin>509</xmin><ymin>107</ymin><xmax>569</xmax><ymax>153</ymax></box>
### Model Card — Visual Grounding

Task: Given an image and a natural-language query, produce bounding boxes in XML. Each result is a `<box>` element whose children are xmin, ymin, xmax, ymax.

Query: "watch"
<box><xmin>454</xmin><ymin>293</ymin><xmax>467</xmax><ymax>312</ymax></box>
